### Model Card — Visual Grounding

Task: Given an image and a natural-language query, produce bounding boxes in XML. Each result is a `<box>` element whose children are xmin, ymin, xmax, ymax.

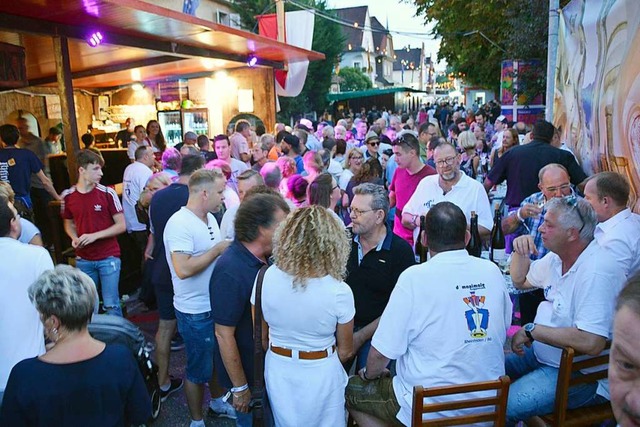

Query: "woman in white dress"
<box><xmin>254</xmin><ymin>206</ymin><xmax>354</xmax><ymax>427</ymax></box>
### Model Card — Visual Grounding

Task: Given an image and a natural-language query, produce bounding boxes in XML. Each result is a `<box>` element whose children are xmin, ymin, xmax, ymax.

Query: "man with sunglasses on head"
<box><xmin>507</xmin><ymin>197</ymin><xmax>626</xmax><ymax>425</ymax></box>
<box><xmin>501</xmin><ymin>163</ymin><xmax>574</xmax><ymax>324</ymax></box>
<box><xmin>402</xmin><ymin>142</ymin><xmax>493</xmax><ymax>250</ymax></box>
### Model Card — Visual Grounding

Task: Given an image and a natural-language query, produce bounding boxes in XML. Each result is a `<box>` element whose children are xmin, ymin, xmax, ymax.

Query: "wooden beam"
<box><xmin>28</xmin><ymin>55</ymin><xmax>182</xmax><ymax>86</ymax></box>
<box><xmin>0</xmin><ymin>14</ymin><xmax>284</xmax><ymax>69</ymax></box>
<box><xmin>53</xmin><ymin>36</ymin><xmax>79</xmax><ymax>183</ymax></box>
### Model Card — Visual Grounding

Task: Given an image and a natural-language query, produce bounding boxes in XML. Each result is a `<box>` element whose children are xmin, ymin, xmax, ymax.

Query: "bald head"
<box><xmin>538</xmin><ymin>164</ymin><xmax>572</xmax><ymax>200</ymax></box>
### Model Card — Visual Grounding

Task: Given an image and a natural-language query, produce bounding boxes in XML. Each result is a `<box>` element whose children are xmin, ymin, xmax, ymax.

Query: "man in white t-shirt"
<box><xmin>214</xmin><ymin>134</ymin><xmax>249</xmax><ymax>194</ymax></box>
<box><xmin>122</xmin><ymin>146</ymin><xmax>154</xmax><ymax>252</ymax></box>
<box><xmin>584</xmin><ymin>171</ymin><xmax>640</xmax><ymax>278</ymax></box>
<box><xmin>164</xmin><ymin>169</ymin><xmax>231</xmax><ymax>427</ymax></box>
<box><xmin>346</xmin><ymin>202</ymin><xmax>512</xmax><ymax>426</ymax></box>
<box><xmin>402</xmin><ymin>142</ymin><xmax>493</xmax><ymax>245</ymax></box>
<box><xmin>0</xmin><ymin>196</ymin><xmax>53</xmax><ymax>404</ymax></box>
<box><xmin>508</xmin><ymin>197</ymin><xmax>626</xmax><ymax>424</ymax></box>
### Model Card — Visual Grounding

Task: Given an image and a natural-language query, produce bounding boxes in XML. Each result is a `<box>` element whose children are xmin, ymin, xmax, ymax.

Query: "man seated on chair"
<box><xmin>609</xmin><ymin>272</ymin><xmax>640</xmax><ymax>427</ymax></box>
<box><xmin>507</xmin><ymin>197</ymin><xmax>626</xmax><ymax>425</ymax></box>
<box><xmin>346</xmin><ymin>201</ymin><xmax>512</xmax><ymax>427</ymax></box>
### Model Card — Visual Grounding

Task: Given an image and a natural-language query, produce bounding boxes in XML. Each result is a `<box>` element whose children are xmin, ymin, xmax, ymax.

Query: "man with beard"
<box><xmin>402</xmin><ymin>143</ymin><xmax>493</xmax><ymax>245</ymax></box>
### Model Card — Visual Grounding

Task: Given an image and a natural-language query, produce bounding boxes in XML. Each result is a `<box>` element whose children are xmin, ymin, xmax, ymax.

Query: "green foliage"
<box><xmin>410</xmin><ymin>0</ymin><xmax>571</xmax><ymax>104</ymax></box>
<box><xmin>338</xmin><ymin>67</ymin><xmax>373</xmax><ymax>92</ymax></box>
<box><xmin>229</xmin><ymin>0</ymin><xmax>345</xmax><ymax>121</ymax></box>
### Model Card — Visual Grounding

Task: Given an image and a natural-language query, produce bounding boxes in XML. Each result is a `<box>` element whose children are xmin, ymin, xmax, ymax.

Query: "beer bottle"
<box><xmin>490</xmin><ymin>207</ymin><xmax>506</xmax><ymax>265</ymax></box>
<box><xmin>466</xmin><ymin>211</ymin><xmax>482</xmax><ymax>257</ymax></box>
<box><xmin>415</xmin><ymin>215</ymin><xmax>428</xmax><ymax>263</ymax></box>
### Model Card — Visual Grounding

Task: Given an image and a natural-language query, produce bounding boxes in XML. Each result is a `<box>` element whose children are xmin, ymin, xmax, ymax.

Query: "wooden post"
<box><xmin>276</xmin><ymin>0</ymin><xmax>286</xmax><ymax>43</ymax></box>
<box><xmin>53</xmin><ymin>36</ymin><xmax>80</xmax><ymax>183</ymax></box>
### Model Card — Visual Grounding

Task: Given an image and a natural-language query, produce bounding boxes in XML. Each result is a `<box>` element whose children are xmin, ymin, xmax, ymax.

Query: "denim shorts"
<box><xmin>345</xmin><ymin>375</ymin><xmax>403</xmax><ymax>426</ymax></box>
<box><xmin>175</xmin><ymin>309</ymin><xmax>215</xmax><ymax>384</ymax></box>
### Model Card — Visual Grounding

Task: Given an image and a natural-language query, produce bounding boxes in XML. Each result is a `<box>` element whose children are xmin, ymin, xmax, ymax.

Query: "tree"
<box><xmin>230</xmin><ymin>0</ymin><xmax>345</xmax><ymax>121</ymax></box>
<box><xmin>338</xmin><ymin>67</ymin><xmax>373</xmax><ymax>92</ymax></box>
<box><xmin>410</xmin><ymin>0</ymin><xmax>570</xmax><ymax>102</ymax></box>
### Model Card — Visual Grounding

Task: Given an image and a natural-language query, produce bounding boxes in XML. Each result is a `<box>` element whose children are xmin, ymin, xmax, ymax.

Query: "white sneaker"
<box><xmin>208</xmin><ymin>398</ymin><xmax>237</xmax><ymax>419</ymax></box>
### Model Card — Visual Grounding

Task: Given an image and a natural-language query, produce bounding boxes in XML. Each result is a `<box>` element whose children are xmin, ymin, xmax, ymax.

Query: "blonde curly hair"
<box><xmin>273</xmin><ymin>205</ymin><xmax>350</xmax><ymax>288</ymax></box>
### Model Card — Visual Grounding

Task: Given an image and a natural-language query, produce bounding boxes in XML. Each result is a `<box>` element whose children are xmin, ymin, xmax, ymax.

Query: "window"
<box><xmin>217</xmin><ymin>10</ymin><xmax>242</xmax><ymax>29</ymax></box>
<box><xmin>353</xmin><ymin>61</ymin><xmax>361</xmax><ymax>69</ymax></box>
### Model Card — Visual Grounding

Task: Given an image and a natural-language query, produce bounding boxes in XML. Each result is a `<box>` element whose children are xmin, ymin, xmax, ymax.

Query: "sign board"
<box><xmin>158</xmin><ymin>80</ymin><xmax>189</xmax><ymax>102</ymax></box>
<box><xmin>45</xmin><ymin>95</ymin><xmax>62</xmax><ymax>119</ymax></box>
<box><xmin>0</xmin><ymin>42</ymin><xmax>27</xmax><ymax>89</ymax></box>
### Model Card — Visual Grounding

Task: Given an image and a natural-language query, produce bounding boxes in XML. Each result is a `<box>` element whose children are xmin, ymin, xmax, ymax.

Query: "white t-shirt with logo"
<box><xmin>403</xmin><ymin>173</ymin><xmax>493</xmax><ymax>243</ymax></box>
<box><xmin>372</xmin><ymin>249</ymin><xmax>512</xmax><ymax>426</ymax></box>
<box><xmin>526</xmin><ymin>241</ymin><xmax>625</xmax><ymax>399</ymax></box>
<box><xmin>164</xmin><ymin>207</ymin><xmax>222</xmax><ymax>314</ymax></box>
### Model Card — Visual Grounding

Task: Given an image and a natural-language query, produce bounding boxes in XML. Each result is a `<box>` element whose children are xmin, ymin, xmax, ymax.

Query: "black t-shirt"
<box><xmin>116</xmin><ymin>130</ymin><xmax>134</xmax><ymax>148</ymax></box>
<box><xmin>487</xmin><ymin>140</ymin><xmax>588</xmax><ymax>207</ymax></box>
<box><xmin>346</xmin><ymin>227</ymin><xmax>415</xmax><ymax>327</ymax></box>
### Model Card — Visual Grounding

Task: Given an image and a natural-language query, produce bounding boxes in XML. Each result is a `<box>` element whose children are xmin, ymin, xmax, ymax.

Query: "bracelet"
<box><xmin>516</xmin><ymin>208</ymin><xmax>525</xmax><ymax>223</ymax></box>
<box><xmin>231</xmin><ymin>384</ymin><xmax>249</xmax><ymax>393</ymax></box>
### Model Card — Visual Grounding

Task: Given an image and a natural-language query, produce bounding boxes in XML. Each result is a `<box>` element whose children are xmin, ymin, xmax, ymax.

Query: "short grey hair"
<box><xmin>545</xmin><ymin>196</ymin><xmax>596</xmax><ymax>242</ymax></box>
<box><xmin>260</xmin><ymin>162</ymin><xmax>282</xmax><ymax>189</ymax></box>
<box><xmin>28</xmin><ymin>265</ymin><xmax>98</xmax><ymax>332</ymax></box>
<box><xmin>260</xmin><ymin>133</ymin><xmax>275</xmax><ymax>147</ymax></box>
<box><xmin>353</xmin><ymin>183</ymin><xmax>390</xmax><ymax>216</ymax></box>
<box><xmin>322</xmin><ymin>125</ymin><xmax>334</xmax><ymax>139</ymax></box>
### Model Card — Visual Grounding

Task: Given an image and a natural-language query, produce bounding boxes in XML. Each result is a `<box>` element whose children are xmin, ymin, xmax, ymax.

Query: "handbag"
<box><xmin>252</xmin><ymin>265</ymin><xmax>273</xmax><ymax>427</ymax></box>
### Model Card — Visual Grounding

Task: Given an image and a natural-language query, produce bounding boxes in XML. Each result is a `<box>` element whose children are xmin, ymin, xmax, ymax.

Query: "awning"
<box><xmin>327</xmin><ymin>87</ymin><xmax>426</xmax><ymax>102</ymax></box>
<box><xmin>0</xmin><ymin>0</ymin><xmax>325</xmax><ymax>88</ymax></box>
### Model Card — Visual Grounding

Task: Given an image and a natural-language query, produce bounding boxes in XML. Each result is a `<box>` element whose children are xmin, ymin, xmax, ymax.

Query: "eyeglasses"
<box><xmin>348</xmin><ymin>207</ymin><xmax>375</xmax><ymax>217</ymax></box>
<box><xmin>332</xmin><ymin>185</ymin><xmax>339</xmax><ymax>191</ymax></box>
<box><xmin>435</xmin><ymin>156</ymin><xmax>457</xmax><ymax>167</ymax></box>
<box><xmin>350</xmin><ymin>155</ymin><xmax>364</xmax><ymax>160</ymax></box>
<box><xmin>563</xmin><ymin>192</ymin><xmax>585</xmax><ymax>233</ymax></box>
<box><xmin>542</xmin><ymin>183</ymin><xmax>571</xmax><ymax>194</ymax></box>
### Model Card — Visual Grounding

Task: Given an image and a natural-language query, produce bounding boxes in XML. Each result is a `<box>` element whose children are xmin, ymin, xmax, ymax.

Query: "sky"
<box><xmin>325</xmin><ymin>0</ymin><xmax>444</xmax><ymax>69</ymax></box>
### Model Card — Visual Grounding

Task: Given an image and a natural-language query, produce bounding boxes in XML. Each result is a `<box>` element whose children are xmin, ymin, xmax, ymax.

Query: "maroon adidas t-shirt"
<box><xmin>61</xmin><ymin>184</ymin><xmax>123</xmax><ymax>260</ymax></box>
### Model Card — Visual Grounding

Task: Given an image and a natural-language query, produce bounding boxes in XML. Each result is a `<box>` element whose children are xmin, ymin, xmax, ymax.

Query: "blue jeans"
<box><xmin>75</xmin><ymin>256</ymin><xmax>122</xmax><ymax>317</ymax></box>
<box><xmin>175</xmin><ymin>310</ymin><xmax>215</xmax><ymax>384</ymax></box>
<box><xmin>505</xmin><ymin>346</ymin><xmax>607</xmax><ymax>425</ymax></box>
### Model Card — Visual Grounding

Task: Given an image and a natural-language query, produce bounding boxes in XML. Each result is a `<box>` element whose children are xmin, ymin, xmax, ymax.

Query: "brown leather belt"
<box><xmin>270</xmin><ymin>344</ymin><xmax>336</xmax><ymax>360</ymax></box>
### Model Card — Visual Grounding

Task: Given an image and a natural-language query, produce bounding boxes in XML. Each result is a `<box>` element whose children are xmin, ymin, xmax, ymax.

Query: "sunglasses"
<box><xmin>367</xmin><ymin>141</ymin><xmax>380</xmax><ymax>146</ymax></box>
<box><xmin>563</xmin><ymin>192</ymin><xmax>585</xmax><ymax>233</ymax></box>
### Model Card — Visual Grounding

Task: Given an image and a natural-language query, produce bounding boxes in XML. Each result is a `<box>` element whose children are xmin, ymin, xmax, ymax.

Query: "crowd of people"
<box><xmin>0</xmin><ymin>103</ymin><xmax>639</xmax><ymax>427</ymax></box>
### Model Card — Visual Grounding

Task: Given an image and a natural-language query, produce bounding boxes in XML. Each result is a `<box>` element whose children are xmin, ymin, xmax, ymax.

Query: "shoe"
<box><xmin>160</xmin><ymin>377</ymin><xmax>183</xmax><ymax>402</ymax></box>
<box><xmin>143</xmin><ymin>341</ymin><xmax>156</xmax><ymax>353</ymax></box>
<box><xmin>170</xmin><ymin>335</ymin><xmax>185</xmax><ymax>352</ymax></box>
<box><xmin>208</xmin><ymin>398</ymin><xmax>237</xmax><ymax>420</ymax></box>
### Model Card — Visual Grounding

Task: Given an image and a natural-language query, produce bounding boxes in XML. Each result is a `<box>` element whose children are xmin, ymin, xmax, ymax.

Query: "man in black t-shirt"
<box><xmin>115</xmin><ymin>118</ymin><xmax>135</xmax><ymax>148</ymax></box>
<box><xmin>345</xmin><ymin>183</ymin><xmax>415</xmax><ymax>372</ymax></box>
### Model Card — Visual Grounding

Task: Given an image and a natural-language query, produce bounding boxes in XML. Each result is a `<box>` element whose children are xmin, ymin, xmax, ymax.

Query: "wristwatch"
<box><xmin>523</xmin><ymin>323</ymin><xmax>536</xmax><ymax>342</ymax></box>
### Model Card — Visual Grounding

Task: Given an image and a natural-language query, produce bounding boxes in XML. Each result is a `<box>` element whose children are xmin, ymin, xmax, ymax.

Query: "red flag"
<box><xmin>257</xmin><ymin>13</ymin><xmax>288</xmax><ymax>88</ymax></box>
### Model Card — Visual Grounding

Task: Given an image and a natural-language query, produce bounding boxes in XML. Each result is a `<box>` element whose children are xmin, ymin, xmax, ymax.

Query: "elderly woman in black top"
<box><xmin>0</xmin><ymin>265</ymin><xmax>150</xmax><ymax>426</ymax></box>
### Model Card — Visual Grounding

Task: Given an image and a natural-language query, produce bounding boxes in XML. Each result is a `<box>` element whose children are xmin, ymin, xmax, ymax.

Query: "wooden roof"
<box><xmin>0</xmin><ymin>0</ymin><xmax>325</xmax><ymax>88</ymax></box>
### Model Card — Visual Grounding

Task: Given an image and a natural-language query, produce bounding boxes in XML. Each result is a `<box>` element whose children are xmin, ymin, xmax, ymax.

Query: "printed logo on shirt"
<box><xmin>7</xmin><ymin>158</ymin><xmax>15</xmax><ymax>166</ymax></box>
<box><xmin>463</xmin><ymin>291</ymin><xmax>490</xmax><ymax>339</ymax></box>
<box><xmin>0</xmin><ymin>161</ymin><xmax>9</xmax><ymax>182</ymax></box>
<box><xmin>94</xmin><ymin>204</ymin><xmax>103</xmax><ymax>212</ymax></box>
<box><xmin>422</xmin><ymin>199</ymin><xmax>435</xmax><ymax>209</ymax></box>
